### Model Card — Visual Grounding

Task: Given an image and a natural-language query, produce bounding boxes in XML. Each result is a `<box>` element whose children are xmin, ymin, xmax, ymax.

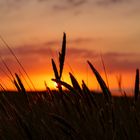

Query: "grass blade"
<box><xmin>52</xmin><ymin>79</ymin><xmax>74</xmax><ymax>92</ymax></box>
<box><xmin>52</xmin><ymin>59</ymin><xmax>59</xmax><ymax>80</ymax></box>
<box><xmin>59</xmin><ymin>33</ymin><xmax>66</xmax><ymax>79</ymax></box>
<box><xmin>69</xmin><ymin>72</ymin><xmax>82</xmax><ymax>94</ymax></box>
<box><xmin>82</xmin><ymin>80</ymin><xmax>98</xmax><ymax>109</ymax></box>
<box><xmin>52</xmin><ymin>78</ymin><xmax>81</xmax><ymax>99</ymax></box>
<box><xmin>14</xmin><ymin>79</ymin><xmax>21</xmax><ymax>92</ymax></box>
<box><xmin>0</xmin><ymin>35</ymin><xmax>36</xmax><ymax>91</ymax></box>
<box><xmin>15</xmin><ymin>73</ymin><xmax>26</xmax><ymax>95</ymax></box>
<box><xmin>87</xmin><ymin>60</ymin><xmax>111</xmax><ymax>103</ymax></box>
<box><xmin>100</xmin><ymin>53</ymin><xmax>109</xmax><ymax>88</ymax></box>
<box><xmin>134</xmin><ymin>69</ymin><xmax>139</xmax><ymax>103</ymax></box>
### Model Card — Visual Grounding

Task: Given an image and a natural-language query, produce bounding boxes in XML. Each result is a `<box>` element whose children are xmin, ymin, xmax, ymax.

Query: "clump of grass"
<box><xmin>0</xmin><ymin>35</ymin><xmax>38</xmax><ymax>94</ymax></box>
<box><xmin>0</xmin><ymin>33</ymin><xmax>139</xmax><ymax>140</ymax></box>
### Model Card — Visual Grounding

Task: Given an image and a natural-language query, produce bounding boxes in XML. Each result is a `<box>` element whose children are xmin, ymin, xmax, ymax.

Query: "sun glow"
<box><xmin>54</xmin><ymin>82</ymin><xmax>59</xmax><ymax>88</ymax></box>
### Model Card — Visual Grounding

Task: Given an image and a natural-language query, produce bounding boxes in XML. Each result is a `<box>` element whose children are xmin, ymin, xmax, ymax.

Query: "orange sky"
<box><xmin>0</xmin><ymin>0</ymin><xmax>140</xmax><ymax>94</ymax></box>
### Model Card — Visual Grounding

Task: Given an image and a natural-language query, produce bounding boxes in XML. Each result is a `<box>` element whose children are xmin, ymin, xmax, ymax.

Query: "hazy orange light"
<box><xmin>0</xmin><ymin>66</ymin><xmax>136</xmax><ymax>96</ymax></box>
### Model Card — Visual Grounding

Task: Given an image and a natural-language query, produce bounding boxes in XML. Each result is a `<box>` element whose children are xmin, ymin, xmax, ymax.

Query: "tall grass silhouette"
<box><xmin>0</xmin><ymin>33</ymin><xmax>139</xmax><ymax>140</ymax></box>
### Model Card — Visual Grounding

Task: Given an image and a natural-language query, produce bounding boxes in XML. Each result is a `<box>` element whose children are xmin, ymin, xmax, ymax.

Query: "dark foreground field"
<box><xmin>0</xmin><ymin>90</ymin><xmax>140</xmax><ymax>140</ymax></box>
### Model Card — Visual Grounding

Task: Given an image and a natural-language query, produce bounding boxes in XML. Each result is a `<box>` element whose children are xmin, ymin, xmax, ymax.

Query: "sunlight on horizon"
<box><xmin>0</xmin><ymin>0</ymin><xmax>139</xmax><ymax>96</ymax></box>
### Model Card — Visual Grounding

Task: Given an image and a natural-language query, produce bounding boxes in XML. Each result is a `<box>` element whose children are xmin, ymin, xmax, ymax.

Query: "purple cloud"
<box><xmin>0</xmin><ymin>0</ymin><xmax>27</xmax><ymax>12</ymax></box>
<box><xmin>0</xmin><ymin>42</ymin><xmax>139</xmax><ymax>76</ymax></box>
<box><xmin>53</xmin><ymin>0</ymin><xmax>87</xmax><ymax>11</ymax></box>
<box><xmin>97</xmin><ymin>0</ymin><xmax>130</xmax><ymax>6</ymax></box>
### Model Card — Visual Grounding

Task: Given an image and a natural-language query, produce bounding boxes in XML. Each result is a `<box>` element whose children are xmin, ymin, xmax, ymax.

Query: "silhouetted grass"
<box><xmin>0</xmin><ymin>33</ymin><xmax>139</xmax><ymax>140</ymax></box>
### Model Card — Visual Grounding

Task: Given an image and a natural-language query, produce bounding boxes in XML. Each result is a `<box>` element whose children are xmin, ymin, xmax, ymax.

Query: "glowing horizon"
<box><xmin>0</xmin><ymin>0</ymin><xmax>139</xmax><ymax>94</ymax></box>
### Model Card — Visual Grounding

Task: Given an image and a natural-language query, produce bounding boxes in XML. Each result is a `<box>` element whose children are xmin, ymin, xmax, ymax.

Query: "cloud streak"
<box><xmin>0</xmin><ymin>0</ymin><xmax>136</xmax><ymax>16</ymax></box>
<box><xmin>0</xmin><ymin>37</ymin><xmax>98</xmax><ymax>58</ymax></box>
<box><xmin>0</xmin><ymin>0</ymin><xmax>27</xmax><ymax>12</ymax></box>
<box><xmin>0</xmin><ymin>42</ymin><xmax>139</xmax><ymax>76</ymax></box>
<box><xmin>96</xmin><ymin>0</ymin><xmax>129</xmax><ymax>6</ymax></box>
<box><xmin>53</xmin><ymin>0</ymin><xmax>87</xmax><ymax>11</ymax></box>
<box><xmin>52</xmin><ymin>0</ymin><xmax>130</xmax><ymax>12</ymax></box>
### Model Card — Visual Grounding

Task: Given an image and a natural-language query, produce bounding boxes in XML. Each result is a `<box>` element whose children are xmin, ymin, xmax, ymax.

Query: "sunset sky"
<box><xmin>0</xmin><ymin>0</ymin><xmax>140</xmax><ymax>93</ymax></box>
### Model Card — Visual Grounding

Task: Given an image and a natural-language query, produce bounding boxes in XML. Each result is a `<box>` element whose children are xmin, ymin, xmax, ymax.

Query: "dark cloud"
<box><xmin>37</xmin><ymin>0</ymin><xmax>49</xmax><ymax>2</ymax></box>
<box><xmin>43</xmin><ymin>37</ymin><xmax>95</xmax><ymax>47</ymax></box>
<box><xmin>101</xmin><ymin>52</ymin><xmax>140</xmax><ymax>73</ymax></box>
<box><xmin>53</xmin><ymin>0</ymin><xmax>87</xmax><ymax>11</ymax></box>
<box><xmin>68</xmin><ymin>38</ymin><xmax>94</xmax><ymax>44</ymax></box>
<box><xmin>66</xmin><ymin>49</ymin><xmax>140</xmax><ymax>73</ymax></box>
<box><xmin>0</xmin><ymin>0</ymin><xmax>24</xmax><ymax>7</ymax></box>
<box><xmin>0</xmin><ymin>37</ymin><xmax>95</xmax><ymax>59</ymax></box>
<box><xmin>0</xmin><ymin>42</ymin><xmax>139</xmax><ymax>75</ymax></box>
<box><xmin>52</xmin><ymin>0</ymin><xmax>130</xmax><ymax>12</ymax></box>
<box><xmin>67</xmin><ymin>0</ymin><xmax>87</xmax><ymax>7</ymax></box>
<box><xmin>0</xmin><ymin>0</ymin><xmax>132</xmax><ymax>16</ymax></box>
<box><xmin>96</xmin><ymin>0</ymin><xmax>129</xmax><ymax>6</ymax></box>
<box><xmin>0</xmin><ymin>0</ymin><xmax>28</xmax><ymax>13</ymax></box>
<box><xmin>0</xmin><ymin>44</ymin><xmax>52</xmax><ymax>57</ymax></box>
